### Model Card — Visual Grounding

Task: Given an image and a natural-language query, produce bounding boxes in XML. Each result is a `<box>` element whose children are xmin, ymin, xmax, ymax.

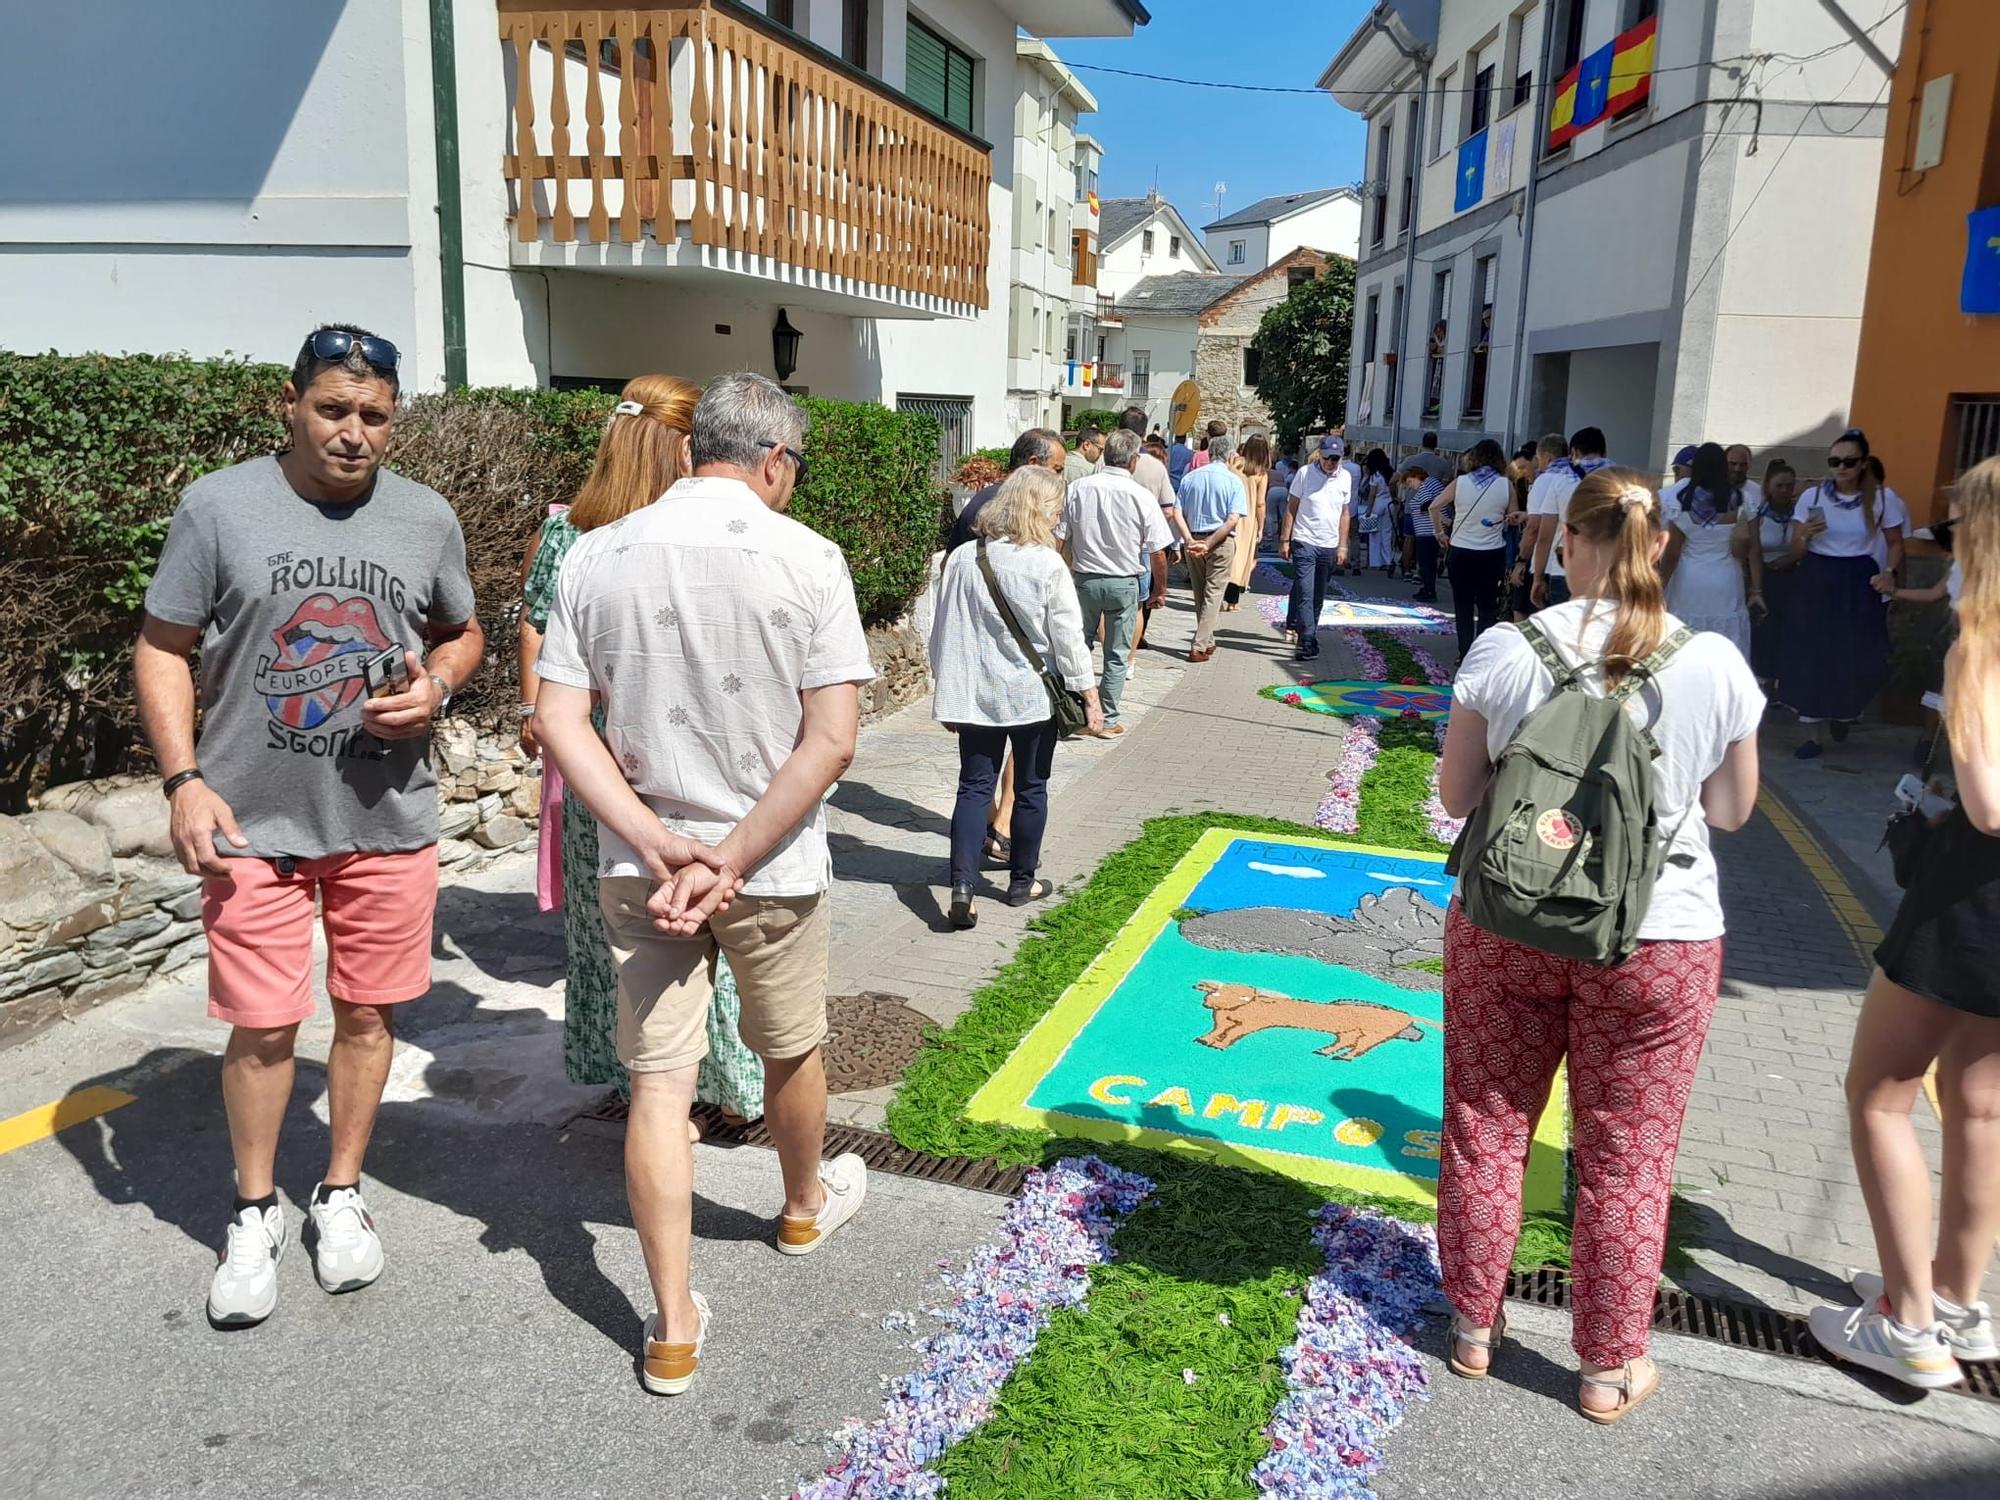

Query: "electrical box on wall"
<box><xmin>1913</xmin><ymin>74</ymin><xmax>1953</xmax><ymax>171</ymax></box>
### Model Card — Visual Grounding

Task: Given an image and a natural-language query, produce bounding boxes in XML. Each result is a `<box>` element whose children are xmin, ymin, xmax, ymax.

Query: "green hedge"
<box><xmin>0</xmin><ymin>352</ymin><xmax>943</xmax><ymax>808</ymax></box>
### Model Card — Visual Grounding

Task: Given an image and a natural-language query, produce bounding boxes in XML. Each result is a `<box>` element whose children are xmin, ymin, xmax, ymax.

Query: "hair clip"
<box><xmin>614</xmin><ymin>400</ymin><xmax>645</xmax><ymax>416</ymax></box>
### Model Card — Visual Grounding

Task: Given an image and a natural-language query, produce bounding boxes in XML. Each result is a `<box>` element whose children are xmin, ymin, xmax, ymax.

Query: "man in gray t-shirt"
<box><xmin>135</xmin><ymin>324</ymin><xmax>484</xmax><ymax>1330</ymax></box>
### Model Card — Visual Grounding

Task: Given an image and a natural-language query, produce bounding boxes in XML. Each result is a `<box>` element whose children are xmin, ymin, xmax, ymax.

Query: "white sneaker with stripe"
<box><xmin>1849</xmin><ymin>1271</ymin><xmax>1997</xmax><ymax>1362</ymax></box>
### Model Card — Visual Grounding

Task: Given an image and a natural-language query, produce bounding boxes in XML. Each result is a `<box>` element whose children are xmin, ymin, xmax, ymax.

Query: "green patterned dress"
<box><xmin>522</xmin><ymin>509</ymin><xmax>765</xmax><ymax>1114</ymax></box>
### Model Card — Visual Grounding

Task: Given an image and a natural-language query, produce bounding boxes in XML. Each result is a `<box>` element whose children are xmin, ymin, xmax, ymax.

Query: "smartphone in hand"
<box><xmin>362</xmin><ymin>647</ymin><xmax>411</xmax><ymax>698</ymax></box>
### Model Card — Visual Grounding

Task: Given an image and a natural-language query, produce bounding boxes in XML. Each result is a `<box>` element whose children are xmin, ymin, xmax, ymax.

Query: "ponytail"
<box><xmin>1566</xmin><ymin>467</ymin><xmax>1666</xmax><ymax>687</ymax></box>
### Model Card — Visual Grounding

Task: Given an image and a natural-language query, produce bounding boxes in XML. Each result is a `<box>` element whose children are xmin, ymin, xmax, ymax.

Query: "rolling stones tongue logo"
<box><xmin>254</xmin><ymin>594</ymin><xmax>392</xmax><ymax>731</ymax></box>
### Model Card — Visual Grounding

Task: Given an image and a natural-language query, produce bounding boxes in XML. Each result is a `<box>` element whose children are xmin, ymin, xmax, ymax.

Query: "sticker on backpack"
<box><xmin>1534</xmin><ymin>809</ymin><xmax>1582</xmax><ymax>851</ymax></box>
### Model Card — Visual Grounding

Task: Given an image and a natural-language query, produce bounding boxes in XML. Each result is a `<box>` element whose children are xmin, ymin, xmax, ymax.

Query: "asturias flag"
<box><xmin>1965</xmin><ymin>205</ymin><xmax>2000</xmax><ymax>315</ymax></box>
<box><xmin>1455</xmin><ymin>127</ymin><xmax>1488</xmax><ymax>213</ymax></box>
<box><xmin>1573</xmin><ymin>39</ymin><xmax>1615</xmax><ymax>130</ymax></box>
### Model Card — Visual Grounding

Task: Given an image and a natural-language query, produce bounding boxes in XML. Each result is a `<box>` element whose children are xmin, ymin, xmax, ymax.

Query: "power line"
<box><xmin>1063</xmin><ymin>2</ymin><xmax>1907</xmax><ymax>106</ymax></box>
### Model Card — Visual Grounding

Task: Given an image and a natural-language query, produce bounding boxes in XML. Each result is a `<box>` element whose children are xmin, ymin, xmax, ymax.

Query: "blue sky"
<box><xmin>1053</xmin><ymin>0</ymin><xmax>1375</xmax><ymax>234</ymax></box>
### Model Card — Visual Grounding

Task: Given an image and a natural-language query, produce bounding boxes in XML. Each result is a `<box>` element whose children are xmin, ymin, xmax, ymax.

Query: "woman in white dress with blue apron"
<box><xmin>1779</xmin><ymin>428</ymin><xmax>1909</xmax><ymax>759</ymax></box>
<box><xmin>1747</xmin><ymin>460</ymin><xmax>1803</xmax><ymax>689</ymax></box>
<box><xmin>1660</xmin><ymin>442</ymin><xmax>1752</xmax><ymax>661</ymax></box>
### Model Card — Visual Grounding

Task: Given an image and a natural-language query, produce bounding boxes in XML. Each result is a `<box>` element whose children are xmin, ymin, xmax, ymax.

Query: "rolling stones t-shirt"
<box><xmin>144</xmin><ymin>455</ymin><xmax>476</xmax><ymax>859</ymax></box>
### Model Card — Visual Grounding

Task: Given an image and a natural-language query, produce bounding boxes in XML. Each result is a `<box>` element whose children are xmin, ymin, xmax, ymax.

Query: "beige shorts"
<box><xmin>598</xmin><ymin>877</ymin><xmax>830</xmax><ymax>1073</ymax></box>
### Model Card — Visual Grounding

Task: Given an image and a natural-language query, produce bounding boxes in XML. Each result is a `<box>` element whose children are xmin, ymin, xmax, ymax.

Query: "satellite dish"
<box><xmin>1169</xmin><ymin>380</ymin><xmax>1202</xmax><ymax>438</ymax></box>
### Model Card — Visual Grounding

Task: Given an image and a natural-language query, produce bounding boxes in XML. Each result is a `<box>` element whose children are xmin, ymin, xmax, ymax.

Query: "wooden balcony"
<box><xmin>498</xmin><ymin>1</ymin><xmax>992</xmax><ymax>315</ymax></box>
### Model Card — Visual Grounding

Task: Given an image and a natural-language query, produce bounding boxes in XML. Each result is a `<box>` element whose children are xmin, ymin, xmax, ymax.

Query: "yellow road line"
<box><xmin>1755</xmin><ymin>788</ymin><xmax>1941</xmax><ymax>1118</ymax></box>
<box><xmin>0</xmin><ymin>1086</ymin><xmax>136</xmax><ymax>1156</ymax></box>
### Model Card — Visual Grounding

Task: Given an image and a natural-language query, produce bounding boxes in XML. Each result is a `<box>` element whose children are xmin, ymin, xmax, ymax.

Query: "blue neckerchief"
<box><xmin>1685</xmin><ymin>485</ymin><xmax>1721</xmax><ymax>526</ymax></box>
<box><xmin>1818</xmin><ymin>477</ymin><xmax>1865</xmax><ymax>512</ymax></box>
<box><xmin>1552</xmin><ymin>455</ymin><xmax>1612</xmax><ymax>481</ymax></box>
<box><xmin>1471</xmin><ymin>465</ymin><xmax>1498</xmax><ymax>483</ymax></box>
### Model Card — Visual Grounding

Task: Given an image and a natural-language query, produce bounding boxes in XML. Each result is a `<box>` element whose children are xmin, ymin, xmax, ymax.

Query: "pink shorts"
<box><xmin>202</xmin><ymin>850</ymin><xmax>439</xmax><ymax>1028</ymax></box>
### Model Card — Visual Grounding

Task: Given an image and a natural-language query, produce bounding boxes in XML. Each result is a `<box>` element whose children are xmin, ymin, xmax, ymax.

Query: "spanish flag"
<box><xmin>1087</xmin><ymin>190</ymin><xmax>1101</xmax><ymax>217</ymax></box>
<box><xmin>1547</xmin><ymin>15</ymin><xmax>1655</xmax><ymax>151</ymax></box>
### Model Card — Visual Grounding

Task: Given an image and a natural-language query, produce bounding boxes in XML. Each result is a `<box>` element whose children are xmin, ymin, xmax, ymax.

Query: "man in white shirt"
<box><xmin>1725</xmin><ymin>443</ymin><xmax>1764</xmax><ymax>514</ymax></box>
<box><xmin>1061</xmin><ymin>429</ymin><xmax>1171</xmax><ymax>736</ymax></box>
<box><xmin>1529</xmin><ymin>426</ymin><xmax>1612</xmax><ymax>609</ymax></box>
<box><xmin>1515</xmin><ymin>432</ymin><xmax>1568</xmax><ymax>608</ymax></box>
<box><xmin>1280</xmin><ymin>434</ymin><xmax>1353</xmax><ymax>661</ymax></box>
<box><xmin>536</xmin><ymin>372</ymin><xmax>878</xmax><ymax>1396</ymax></box>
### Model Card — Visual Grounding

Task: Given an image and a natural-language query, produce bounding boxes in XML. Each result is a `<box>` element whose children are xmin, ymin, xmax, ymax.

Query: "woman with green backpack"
<box><xmin>1430</xmin><ymin>467</ymin><xmax>1764</xmax><ymax>1424</ymax></box>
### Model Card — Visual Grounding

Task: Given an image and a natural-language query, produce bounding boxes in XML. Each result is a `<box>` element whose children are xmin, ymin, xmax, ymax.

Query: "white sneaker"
<box><xmin>1850</xmin><ymin>1271</ymin><xmax>1998</xmax><ymax>1361</ymax></box>
<box><xmin>641</xmin><ymin>1290</ymin><xmax>712</xmax><ymax>1396</ymax></box>
<box><xmin>776</xmin><ymin>1152</ymin><xmax>868</xmax><ymax>1256</ymax></box>
<box><xmin>308</xmin><ymin>1184</ymin><xmax>385</xmax><ymax>1293</ymax></box>
<box><xmin>1809</xmin><ymin>1301</ymin><xmax>1963</xmax><ymax>1389</ymax></box>
<box><xmin>208</xmin><ymin>1204</ymin><xmax>287</xmax><ymax>1327</ymax></box>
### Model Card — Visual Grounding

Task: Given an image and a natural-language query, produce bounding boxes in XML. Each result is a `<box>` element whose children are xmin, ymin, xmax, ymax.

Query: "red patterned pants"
<box><xmin>1438</xmin><ymin>905</ymin><xmax>1722</xmax><ymax>1366</ymax></box>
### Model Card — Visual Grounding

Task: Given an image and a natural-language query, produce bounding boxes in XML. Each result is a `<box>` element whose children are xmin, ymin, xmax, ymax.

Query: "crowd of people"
<box><xmin>136</xmin><ymin>322</ymin><xmax>1994</xmax><ymax>1420</ymax></box>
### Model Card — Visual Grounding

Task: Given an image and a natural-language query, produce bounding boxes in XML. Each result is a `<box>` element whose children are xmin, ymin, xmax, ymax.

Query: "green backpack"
<box><xmin>1447</xmin><ymin>619</ymin><xmax>1694</xmax><ymax>967</ymax></box>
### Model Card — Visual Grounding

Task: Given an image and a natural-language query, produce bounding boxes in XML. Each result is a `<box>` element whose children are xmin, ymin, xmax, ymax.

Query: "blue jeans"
<box><xmin>1290</xmin><ymin>542</ymin><xmax>1339</xmax><ymax>655</ymax></box>
<box><xmin>950</xmin><ymin>720</ymin><xmax>1057</xmax><ymax>888</ymax></box>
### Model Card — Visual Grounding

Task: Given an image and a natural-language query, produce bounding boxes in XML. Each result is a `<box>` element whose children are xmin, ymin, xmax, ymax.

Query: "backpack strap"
<box><xmin>1604</xmin><ymin>626</ymin><xmax>1693</xmax><ymax>758</ymax></box>
<box><xmin>1518</xmin><ymin>618</ymin><xmax>1587</xmax><ymax>691</ymax></box>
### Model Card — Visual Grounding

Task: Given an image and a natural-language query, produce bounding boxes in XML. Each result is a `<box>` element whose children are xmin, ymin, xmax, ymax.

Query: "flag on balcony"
<box><xmin>1087</xmin><ymin>191</ymin><xmax>1101</xmax><ymax>217</ymax></box>
<box><xmin>1606</xmin><ymin>15</ymin><xmax>1657</xmax><ymax>116</ymax></box>
<box><xmin>1572</xmin><ymin>40</ymin><xmax>1615</xmax><ymax>130</ymax></box>
<box><xmin>1455</xmin><ymin>128</ymin><xmax>1489</xmax><ymax>212</ymax></box>
<box><xmin>1964</xmin><ymin>205</ymin><xmax>2000</xmax><ymax>315</ymax></box>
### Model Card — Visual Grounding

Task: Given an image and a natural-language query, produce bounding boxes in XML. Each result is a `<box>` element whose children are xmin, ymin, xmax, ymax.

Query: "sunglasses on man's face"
<box><xmin>306</xmin><ymin>328</ymin><xmax>401</xmax><ymax>373</ymax></box>
<box><xmin>759</xmin><ymin>440</ymin><xmax>810</xmax><ymax>489</ymax></box>
<box><xmin>1827</xmin><ymin>454</ymin><xmax>1865</xmax><ymax>470</ymax></box>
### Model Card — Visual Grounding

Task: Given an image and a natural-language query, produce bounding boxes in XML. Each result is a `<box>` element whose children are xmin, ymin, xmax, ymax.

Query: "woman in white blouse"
<box><xmin>929</xmin><ymin>466</ymin><xmax>1103</xmax><ymax>929</ymax></box>
<box><xmin>1777</xmin><ymin>428</ymin><xmax>1908</xmax><ymax>759</ymax></box>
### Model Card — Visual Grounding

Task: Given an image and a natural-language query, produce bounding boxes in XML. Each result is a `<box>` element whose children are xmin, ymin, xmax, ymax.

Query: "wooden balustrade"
<box><xmin>498</xmin><ymin>1</ymin><xmax>992</xmax><ymax>310</ymax></box>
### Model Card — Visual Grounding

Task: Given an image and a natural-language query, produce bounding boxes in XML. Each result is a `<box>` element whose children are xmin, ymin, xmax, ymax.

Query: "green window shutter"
<box><xmin>906</xmin><ymin>19</ymin><xmax>974</xmax><ymax>132</ymax></box>
<box><xmin>907</xmin><ymin>21</ymin><xmax>948</xmax><ymax>119</ymax></box>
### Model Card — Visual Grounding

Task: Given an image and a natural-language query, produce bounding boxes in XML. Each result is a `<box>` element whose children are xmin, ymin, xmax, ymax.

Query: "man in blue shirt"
<box><xmin>1168</xmin><ymin>434</ymin><xmax>1195</xmax><ymax>489</ymax></box>
<box><xmin>1174</xmin><ymin>432</ymin><xmax>1249</xmax><ymax>661</ymax></box>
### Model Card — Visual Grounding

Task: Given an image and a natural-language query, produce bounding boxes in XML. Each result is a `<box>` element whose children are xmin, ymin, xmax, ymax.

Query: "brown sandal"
<box><xmin>1578</xmin><ymin>1358</ymin><xmax>1659</xmax><ymax>1425</ymax></box>
<box><xmin>1447</xmin><ymin>1310</ymin><xmax>1506</xmax><ymax>1379</ymax></box>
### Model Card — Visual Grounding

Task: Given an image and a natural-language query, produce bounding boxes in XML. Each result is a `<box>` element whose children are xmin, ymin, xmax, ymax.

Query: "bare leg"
<box><xmin>627</xmin><ymin>1066</ymin><xmax>700</xmax><ymax>1340</ymax></box>
<box><xmin>1846</xmin><ymin>969</ymin><xmax>1959</xmax><ymax>1327</ymax></box>
<box><xmin>763</xmin><ymin>1047</ymin><xmax>829</xmax><ymax>1219</ymax></box>
<box><xmin>325</xmin><ymin>1000</ymin><xmax>396</xmax><ymax>1184</ymax></box>
<box><xmin>222</xmin><ymin>1023</ymin><xmax>300</xmax><ymax>1198</ymax></box>
<box><xmin>1933</xmin><ymin>1014</ymin><xmax>2000</xmax><ymax>1308</ymax></box>
<box><xmin>989</xmin><ymin>754</ymin><xmax>1016</xmax><ymax>844</ymax></box>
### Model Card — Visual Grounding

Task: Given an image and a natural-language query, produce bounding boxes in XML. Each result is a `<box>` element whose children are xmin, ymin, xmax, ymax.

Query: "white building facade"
<box><xmin>1</xmin><ymin>0</ymin><xmax>1149</xmax><ymax>462</ymax></box>
<box><xmin>1323</xmin><ymin>0</ymin><xmax>1898</xmax><ymax>475</ymax></box>
<box><xmin>1007</xmin><ymin>38</ymin><xmax>1098</xmax><ymax>432</ymax></box>
<box><xmin>1202</xmin><ymin>188</ymin><xmax>1362</xmax><ymax>271</ymax></box>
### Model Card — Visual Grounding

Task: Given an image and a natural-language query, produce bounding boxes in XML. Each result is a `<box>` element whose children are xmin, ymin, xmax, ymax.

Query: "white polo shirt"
<box><xmin>1289</xmin><ymin>461</ymin><xmax>1352</xmax><ymax>548</ymax></box>
<box><xmin>538</xmin><ymin>476</ymin><xmax>877</xmax><ymax>896</ymax></box>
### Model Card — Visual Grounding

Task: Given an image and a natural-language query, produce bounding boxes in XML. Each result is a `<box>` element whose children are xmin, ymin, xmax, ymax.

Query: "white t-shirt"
<box><xmin>1528</xmin><ymin>468</ymin><xmax>1574</xmax><ymax>578</ymax></box>
<box><xmin>1290</xmin><ymin>462</ymin><xmax>1351</xmax><ymax>548</ymax></box>
<box><xmin>538</xmin><ymin>477</ymin><xmax>877</xmax><ymax>896</ymax></box>
<box><xmin>1448</xmin><ymin>471</ymin><xmax>1511</xmax><ymax>552</ymax></box>
<box><xmin>1452</xmin><ymin>598</ymin><xmax>1766</xmax><ymax>941</ymax></box>
<box><xmin>1754</xmin><ymin>499</ymin><xmax>1799</xmax><ymax>564</ymax></box>
<box><xmin>1798</xmin><ymin>482</ymin><xmax>1909</xmax><ymax>568</ymax></box>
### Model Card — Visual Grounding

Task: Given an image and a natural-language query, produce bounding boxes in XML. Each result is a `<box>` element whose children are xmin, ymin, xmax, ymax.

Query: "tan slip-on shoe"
<box><xmin>641</xmin><ymin>1291</ymin><xmax>711</xmax><ymax>1395</ymax></box>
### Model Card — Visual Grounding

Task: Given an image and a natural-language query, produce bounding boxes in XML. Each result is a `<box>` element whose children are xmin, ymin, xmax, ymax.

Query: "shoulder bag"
<box><xmin>975</xmin><ymin>541</ymin><xmax>1090</xmax><ymax>740</ymax></box>
<box><xmin>1882</xmin><ymin>725</ymin><xmax>1946</xmax><ymax>889</ymax></box>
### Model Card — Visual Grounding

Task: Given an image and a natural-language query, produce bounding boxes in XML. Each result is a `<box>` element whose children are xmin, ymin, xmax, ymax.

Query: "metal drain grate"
<box><xmin>1505</xmin><ymin>1267</ymin><xmax>2000</xmax><ymax>1405</ymax></box>
<box><xmin>575</xmin><ymin>1097</ymin><xmax>1999</xmax><ymax>1406</ymax></box>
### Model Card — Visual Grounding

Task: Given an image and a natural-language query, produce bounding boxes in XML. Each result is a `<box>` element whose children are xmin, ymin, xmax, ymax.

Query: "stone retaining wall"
<box><xmin>0</xmin><ymin>620</ymin><xmax>931</xmax><ymax>1043</ymax></box>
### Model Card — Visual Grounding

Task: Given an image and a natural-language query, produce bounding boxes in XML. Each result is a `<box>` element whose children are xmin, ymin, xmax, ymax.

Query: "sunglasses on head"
<box><xmin>759</xmin><ymin>440</ymin><xmax>810</xmax><ymax>488</ymax></box>
<box><xmin>1827</xmin><ymin>454</ymin><xmax>1865</xmax><ymax>470</ymax></box>
<box><xmin>305</xmin><ymin>328</ymin><xmax>401</xmax><ymax>374</ymax></box>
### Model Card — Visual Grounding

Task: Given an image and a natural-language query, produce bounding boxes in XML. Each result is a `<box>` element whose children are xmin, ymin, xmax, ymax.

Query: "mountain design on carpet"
<box><xmin>1179</xmin><ymin>887</ymin><xmax>1445</xmax><ymax>991</ymax></box>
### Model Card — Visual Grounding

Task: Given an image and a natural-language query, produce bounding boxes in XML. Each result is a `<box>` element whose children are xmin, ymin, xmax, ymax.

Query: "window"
<box><xmin>768</xmin><ymin>0</ymin><xmax>795</xmax><ymax>28</ymax></box>
<box><xmin>1386</xmin><ymin>282</ymin><xmax>1404</xmax><ymax>420</ymax></box>
<box><xmin>1142</xmin><ymin>229</ymin><xmax>1155</xmax><ymax>254</ymax></box>
<box><xmin>1228</xmin><ymin>238</ymin><xmax>1247</xmax><ymax>265</ymax></box>
<box><xmin>1363</xmin><ymin>292</ymin><xmax>1380</xmax><ymax>365</ymax></box>
<box><xmin>1504</xmin><ymin>9</ymin><xmax>1532</xmax><ymax>112</ymax></box>
<box><xmin>1065</xmin><ymin>327</ymin><xmax>1078</xmax><ymax>362</ymax></box>
<box><xmin>1431</xmin><ymin>69</ymin><xmax>1454</xmax><ymax>157</ymax></box>
<box><xmin>1424</xmin><ymin>268</ymin><xmax>1451</xmax><ymax>421</ymax></box>
<box><xmin>1470</xmin><ymin>63</ymin><xmax>1496</xmax><ymax>134</ymax></box>
<box><xmin>1244</xmin><ymin>345</ymin><xmax>1263</xmax><ymax>387</ymax></box>
<box><xmin>1462</xmin><ymin>256</ymin><xmax>1496</xmax><ymax>421</ymax></box>
<box><xmin>1050</xmin><ymin>209</ymin><xmax>1060</xmax><ymax>261</ymax></box>
<box><xmin>1131</xmin><ymin>350</ymin><xmax>1152</xmax><ymax>400</ymax></box>
<box><xmin>906</xmin><ymin>18</ymin><xmax>974</xmax><ymax>133</ymax></box>
<box><xmin>898</xmin><ymin>394</ymin><xmax>974</xmax><ymax>485</ymax></box>
<box><xmin>1400</xmin><ymin>100</ymin><xmax>1418</xmax><ymax>231</ymax></box>
<box><xmin>1170</xmin><ymin>234</ymin><xmax>1182</xmax><ymax>259</ymax></box>
<box><xmin>1287</xmin><ymin>266</ymin><xmax>1316</xmax><ymax>291</ymax></box>
<box><xmin>1046</xmin><ymin>310</ymin><xmax>1057</xmax><ymax>355</ymax></box>
<box><xmin>1625</xmin><ymin>0</ymin><xmax>1659</xmax><ymax>25</ymax></box>
<box><xmin>1371</xmin><ymin>119</ymin><xmax>1393</xmax><ymax>247</ymax></box>
<box><xmin>1556</xmin><ymin>0</ymin><xmax>1586</xmax><ymax>73</ymax></box>
<box><xmin>843</xmin><ymin>0</ymin><xmax>868</xmax><ymax>68</ymax></box>
<box><xmin>1952</xmin><ymin>394</ymin><xmax>2000</xmax><ymax>477</ymax></box>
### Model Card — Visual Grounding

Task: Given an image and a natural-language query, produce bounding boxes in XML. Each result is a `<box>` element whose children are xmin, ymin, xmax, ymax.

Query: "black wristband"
<box><xmin>161</xmin><ymin>769</ymin><xmax>204</xmax><ymax>799</ymax></box>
